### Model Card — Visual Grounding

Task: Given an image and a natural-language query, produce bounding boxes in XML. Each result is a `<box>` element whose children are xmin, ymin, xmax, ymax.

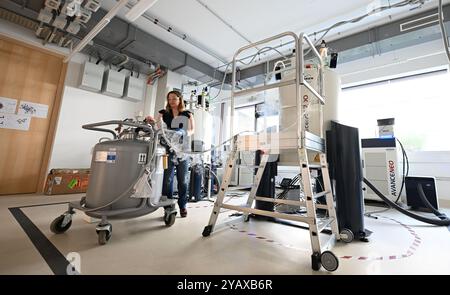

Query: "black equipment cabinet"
<box><xmin>326</xmin><ymin>121</ymin><xmax>368</xmax><ymax>240</ymax></box>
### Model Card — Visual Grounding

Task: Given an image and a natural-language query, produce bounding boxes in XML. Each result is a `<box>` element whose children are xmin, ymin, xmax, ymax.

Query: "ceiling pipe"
<box><xmin>125</xmin><ymin>0</ymin><xmax>159</xmax><ymax>22</ymax></box>
<box><xmin>118</xmin><ymin>0</ymin><xmax>228</xmax><ymax>65</ymax></box>
<box><xmin>64</xmin><ymin>0</ymin><xmax>129</xmax><ymax>63</ymax></box>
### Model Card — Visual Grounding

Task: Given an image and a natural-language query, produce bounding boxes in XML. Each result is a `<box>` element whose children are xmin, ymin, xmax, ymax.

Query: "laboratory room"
<box><xmin>1</xmin><ymin>0</ymin><xmax>450</xmax><ymax>284</ymax></box>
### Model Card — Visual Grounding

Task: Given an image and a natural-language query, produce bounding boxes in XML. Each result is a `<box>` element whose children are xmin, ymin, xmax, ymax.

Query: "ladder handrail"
<box><xmin>300</xmin><ymin>34</ymin><xmax>325</xmax><ymax>138</ymax></box>
<box><xmin>231</xmin><ymin>32</ymin><xmax>300</xmax><ymax>151</ymax></box>
<box><xmin>299</xmin><ymin>33</ymin><xmax>326</xmax><ymax>105</ymax></box>
<box><xmin>231</xmin><ymin>31</ymin><xmax>300</xmax><ymax>63</ymax></box>
<box><xmin>229</xmin><ymin>32</ymin><xmax>328</xmax><ymax>150</ymax></box>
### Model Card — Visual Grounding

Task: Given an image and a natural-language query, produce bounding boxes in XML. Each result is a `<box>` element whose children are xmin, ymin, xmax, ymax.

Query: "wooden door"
<box><xmin>0</xmin><ymin>36</ymin><xmax>67</xmax><ymax>195</ymax></box>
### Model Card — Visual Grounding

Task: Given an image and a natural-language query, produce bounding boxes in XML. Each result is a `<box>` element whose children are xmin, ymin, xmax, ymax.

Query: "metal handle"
<box><xmin>299</xmin><ymin>33</ymin><xmax>325</xmax><ymax>104</ymax></box>
<box><xmin>299</xmin><ymin>33</ymin><xmax>326</xmax><ymax>138</ymax></box>
<box><xmin>82</xmin><ymin>120</ymin><xmax>154</xmax><ymax>139</ymax></box>
<box><xmin>230</xmin><ymin>32</ymin><xmax>300</xmax><ymax>147</ymax></box>
<box><xmin>231</xmin><ymin>31</ymin><xmax>299</xmax><ymax>63</ymax></box>
<box><xmin>300</xmin><ymin>34</ymin><xmax>324</xmax><ymax>68</ymax></box>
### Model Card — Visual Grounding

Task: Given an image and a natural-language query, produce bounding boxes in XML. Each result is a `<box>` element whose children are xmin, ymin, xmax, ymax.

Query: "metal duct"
<box><xmin>1</xmin><ymin>0</ymin><xmax>225</xmax><ymax>83</ymax></box>
<box><xmin>2</xmin><ymin>0</ymin><xmax>448</xmax><ymax>86</ymax></box>
<box><xmin>66</xmin><ymin>3</ymin><xmax>225</xmax><ymax>82</ymax></box>
<box><xmin>0</xmin><ymin>7</ymin><xmax>39</xmax><ymax>31</ymax></box>
<box><xmin>229</xmin><ymin>4</ymin><xmax>450</xmax><ymax>86</ymax></box>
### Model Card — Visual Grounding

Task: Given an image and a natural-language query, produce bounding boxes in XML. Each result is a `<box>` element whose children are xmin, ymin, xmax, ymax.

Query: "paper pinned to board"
<box><xmin>0</xmin><ymin>113</ymin><xmax>31</xmax><ymax>131</ymax></box>
<box><xmin>18</xmin><ymin>101</ymin><xmax>49</xmax><ymax>118</ymax></box>
<box><xmin>0</xmin><ymin>97</ymin><xmax>17</xmax><ymax>114</ymax></box>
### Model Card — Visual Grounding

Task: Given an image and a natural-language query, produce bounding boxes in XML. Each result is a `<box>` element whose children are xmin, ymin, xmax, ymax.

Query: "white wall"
<box><xmin>0</xmin><ymin>19</ymin><xmax>157</xmax><ymax>171</ymax></box>
<box><xmin>153</xmin><ymin>70</ymin><xmax>185</xmax><ymax>116</ymax></box>
<box><xmin>48</xmin><ymin>87</ymin><xmax>143</xmax><ymax>169</ymax></box>
<box><xmin>337</xmin><ymin>39</ymin><xmax>450</xmax><ymax>204</ymax></box>
<box><xmin>48</xmin><ymin>57</ymin><xmax>151</xmax><ymax>169</ymax></box>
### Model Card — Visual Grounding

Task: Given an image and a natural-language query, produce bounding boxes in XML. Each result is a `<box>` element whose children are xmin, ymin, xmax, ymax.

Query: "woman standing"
<box><xmin>146</xmin><ymin>91</ymin><xmax>195</xmax><ymax>217</ymax></box>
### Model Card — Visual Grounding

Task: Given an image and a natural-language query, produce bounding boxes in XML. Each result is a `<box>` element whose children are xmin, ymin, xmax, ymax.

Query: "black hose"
<box><xmin>395</xmin><ymin>138</ymin><xmax>408</xmax><ymax>203</ymax></box>
<box><xmin>363</xmin><ymin>178</ymin><xmax>450</xmax><ymax>226</ymax></box>
<box><xmin>417</xmin><ymin>183</ymin><xmax>448</xmax><ymax>220</ymax></box>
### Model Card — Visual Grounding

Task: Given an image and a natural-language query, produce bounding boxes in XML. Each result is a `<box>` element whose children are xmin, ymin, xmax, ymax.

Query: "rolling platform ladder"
<box><xmin>202</xmin><ymin>32</ymin><xmax>350</xmax><ymax>272</ymax></box>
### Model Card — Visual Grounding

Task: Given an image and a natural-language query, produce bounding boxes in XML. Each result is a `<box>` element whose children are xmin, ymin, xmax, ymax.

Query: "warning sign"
<box><xmin>138</xmin><ymin>153</ymin><xmax>147</xmax><ymax>164</ymax></box>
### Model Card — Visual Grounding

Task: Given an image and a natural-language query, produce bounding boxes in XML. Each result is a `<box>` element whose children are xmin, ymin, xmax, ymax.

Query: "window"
<box><xmin>234</xmin><ymin>105</ymin><xmax>256</xmax><ymax>134</ymax></box>
<box><xmin>256</xmin><ymin>115</ymin><xmax>279</xmax><ymax>132</ymax></box>
<box><xmin>339</xmin><ymin>69</ymin><xmax>450</xmax><ymax>151</ymax></box>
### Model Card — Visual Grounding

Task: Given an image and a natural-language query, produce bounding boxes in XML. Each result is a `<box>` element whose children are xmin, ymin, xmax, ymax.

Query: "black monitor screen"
<box><xmin>405</xmin><ymin>176</ymin><xmax>439</xmax><ymax>210</ymax></box>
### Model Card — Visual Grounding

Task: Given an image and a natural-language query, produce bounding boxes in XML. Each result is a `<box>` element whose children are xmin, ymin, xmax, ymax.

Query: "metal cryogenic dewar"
<box><xmin>49</xmin><ymin>119</ymin><xmax>178</xmax><ymax>245</ymax></box>
<box><xmin>86</xmin><ymin>140</ymin><xmax>164</xmax><ymax>217</ymax></box>
<box><xmin>278</xmin><ymin>58</ymin><xmax>341</xmax><ymax>165</ymax></box>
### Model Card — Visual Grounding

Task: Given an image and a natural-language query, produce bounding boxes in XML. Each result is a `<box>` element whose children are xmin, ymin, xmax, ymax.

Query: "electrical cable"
<box><xmin>157</xmin><ymin>115</ymin><xmax>302</xmax><ymax>158</ymax></box>
<box><xmin>304</xmin><ymin>0</ymin><xmax>427</xmax><ymax>57</ymax></box>
<box><xmin>159</xmin><ymin>121</ymin><xmax>244</xmax><ymax>156</ymax></box>
<box><xmin>417</xmin><ymin>183</ymin><xmax>447</xmax><ymax>219</ymax></box>
<box><xmin>203</xmin><ymin>0</ymin><xmax>426</xmax><ymax>79</ymax></box>
<box><xmin>208</xmin><ymin>46</ymin><xmax>290</xmax><ymax>102</ymax></box>
<box><xmin>363</xmin><ymin>178</ymin><xmax>450</xmax><ymax>226</ymax></box>
<box><xmin>237</xmin><ymin>46</ymin><xmax>290</xmax><ymax>66</ymax></box>
<box><xmin>79</xmin><ymin>166</ymin><xmax>146</xmax><ymax>213</ymax></box>
<box><xmin>265</xmin><ymin>60</ymin><xmax>288</xmax><ymax>83</ymax></box>
<box><xmin>394</xmin><ymin>138</ymin><xmax>409</xmax><ymax>203</ymax></box>
<box><xmin>275</xmin><ymin>174</ymin><xmax>302</xmax><ymax>208</ymax></box>
<box><xmin>365</xmin><ymin>137</ymin><xmax>410</xmax><ymax>218</ymax></box>
<box><xmin>207</xmin><ymin>169</ymin><xmax>221</xmax><ymax>195</ymax></box>
<box><xmin>79</xmin><ymin>124</ymin><xmax>159</xmax><ymax>213</ymax></box>
<box><xmin>209</xmin><ymin>63</ymin><xmax>231</xmax><ymax>101</ymax></box>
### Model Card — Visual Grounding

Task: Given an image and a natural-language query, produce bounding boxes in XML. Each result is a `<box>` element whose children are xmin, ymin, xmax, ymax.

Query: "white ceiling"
<box><xmin>101</xmin><ymin>0</ymin><xmax>447</xmax><ymax>69</ymax></box>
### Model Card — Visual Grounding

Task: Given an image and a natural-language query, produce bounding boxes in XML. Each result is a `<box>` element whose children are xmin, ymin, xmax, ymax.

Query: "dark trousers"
<box><xmin>162</xmin><ymin>155</ymin><xmax>189</xmax><ymax>210</ymax></box>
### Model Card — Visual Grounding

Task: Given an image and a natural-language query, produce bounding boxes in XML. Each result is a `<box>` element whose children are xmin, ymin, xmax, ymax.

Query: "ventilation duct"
<box><xmin>0</xmin><ymin>0</ymin><xmax>225</xmax><ymax>84</ymax></box>
<box><xmin>0</xmin><ymin>7</ymin><xmax>39</xmax><ymax>31</ymax></box>
<box><xmin>232</xmin><ymin>4</ymin><xmax>450</xmax><ymax>86</ymax></box>
<box><xmin>400</xmin><ymin>13</ymin><xmax>439</xmax><ymax>32</ymax></box>
<box><xmin>2</xmin><ymin>0</ymin><xmax>449</xmax><ymax>87</ymax></box>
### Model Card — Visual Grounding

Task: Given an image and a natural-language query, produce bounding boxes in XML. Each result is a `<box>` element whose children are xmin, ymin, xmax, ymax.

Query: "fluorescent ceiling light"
<box><xmin>125</xmin><ymin>0</ymin><xmax>159</xmax><ymax>22</ymax></box>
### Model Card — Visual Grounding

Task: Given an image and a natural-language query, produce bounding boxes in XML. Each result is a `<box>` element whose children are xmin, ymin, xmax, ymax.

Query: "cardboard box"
<box><xmin>44</xmin><ymin>169</ymin><xmax>90</xmax><ymax>195</ymax></box>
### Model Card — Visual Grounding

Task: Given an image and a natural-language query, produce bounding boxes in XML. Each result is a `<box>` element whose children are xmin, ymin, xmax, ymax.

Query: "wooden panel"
<box><xmin>0</xmin><ymin>36</ymin><xmax>64</xmax><ymax>195</ymax></box>
<box><xmin>36</xmin><ymin>61</ymin><xmax>67</xmax><ymax>194</ymax></box>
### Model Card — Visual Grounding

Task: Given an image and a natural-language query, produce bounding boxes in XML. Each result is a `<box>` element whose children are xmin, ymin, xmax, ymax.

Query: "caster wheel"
<box><xmin>340</xmin><ymin>228</ymin><xmax>354</xmax><ymax>243</ymax></box>
<box><xmin>311</xmin><ymin>252</ymin><xmax>321</xmax><ymax>271</ymax></box>
<box><xmin>50</xmin><ymin>215</ymin><xmax>72</xmax><ymax>234</ymax></box>
<box><xmin>202</xmin><ymin>225</ymin><xmax>213</xmax><ymax>237</ymax></box>
<box><xmin>321</xmin><ymin>251</ymin><xmax>339</xmax><ymax>272</ymax></box>
<box><xmin>98</xmin><ymin>230</ymin><xmax>112</xmax><ymax>245</ymax></box>
<box><xmin>164</xmin><ymin>213</ymin><xmax>176</xmax><ymax>226</ymax></box>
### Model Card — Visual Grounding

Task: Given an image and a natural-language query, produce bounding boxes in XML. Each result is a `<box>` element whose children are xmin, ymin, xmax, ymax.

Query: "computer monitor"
<box><xmin>405</xmin><ymin>176</ymin><xmax>439</xmax><ymax>211</ymax></box>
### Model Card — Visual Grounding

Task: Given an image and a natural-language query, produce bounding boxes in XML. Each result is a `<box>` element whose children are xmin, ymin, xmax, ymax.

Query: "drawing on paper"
<box><xmin>19</xmin><ymin>103</ymin><xmax>37</xmax><ymax>115</ymax></box>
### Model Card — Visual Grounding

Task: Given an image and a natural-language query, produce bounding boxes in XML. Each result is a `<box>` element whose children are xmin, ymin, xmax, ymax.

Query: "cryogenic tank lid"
<box><xmin>377</xmin><ymin>118</ymin><xmax>395</xmax><ymax>126</ymax></box>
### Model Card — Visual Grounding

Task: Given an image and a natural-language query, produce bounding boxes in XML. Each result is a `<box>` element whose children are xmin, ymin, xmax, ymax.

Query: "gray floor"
<box><xmin>1</xmin><ymin>193</ymin><xmax>450</xmax><ymax>275</ymax></box>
